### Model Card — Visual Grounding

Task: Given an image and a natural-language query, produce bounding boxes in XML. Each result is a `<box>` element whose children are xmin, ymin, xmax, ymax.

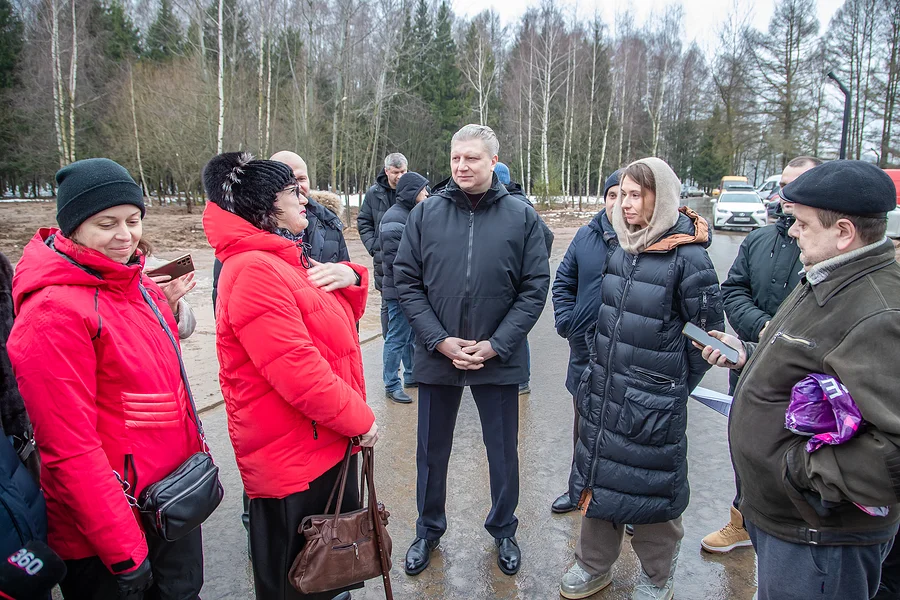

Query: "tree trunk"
<box><xmin>584</xmin><ymin>23</ymin><xmax>598</xmax><ymax>204</ymax></box>
<box><xmin>526</xmin><ymin>42</ymin><xmax>534</xmax><ymax>195</ymax></box>
<box><xmin>50</xmin><ymin>0</ymin><xmax>67</xmax><ymax>167</ymax></box>
<box><xmin>264</xmin><ymin>34</ymin><xmax>273</xmax><ymax>155</ymax></box>
<box><xmin>129</xmin><ymin>64</ymin><xmax>149</xmax><ymax>201</ymax></box>
<box><xmin>257</xmin><ymin>15</ymin><xmax>265</xmax><ymax>154</ymax></box>
<box><xmin>67</xmin><ymin>0</ymin><xmax>77</xmax><ymax>163</ymax></box>
<box><xmin>598</xmin><ymin>71</ymin><xmax>615</xmax><ymax>201</ymax></box>
<box><xmin>216</xmin><ymin>0</ymin><xmax>225</xmax><ymax>153</ymax></box>
<box><xmin>880</xmin><ymin>0</ymin><xmax>900</xmax><ymax>167</ymax></box>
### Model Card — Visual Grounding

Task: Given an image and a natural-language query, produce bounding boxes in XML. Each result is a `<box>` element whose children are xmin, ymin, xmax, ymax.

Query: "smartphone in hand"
<box><xmin>681</xmin><ymin>322</ymin><xmax>740</xmax><ymax>364</ymax></box>
<box><xmin>145</xmin><ymin>254</ymin><xmax>194</xmax><ymax>280</ymax></box>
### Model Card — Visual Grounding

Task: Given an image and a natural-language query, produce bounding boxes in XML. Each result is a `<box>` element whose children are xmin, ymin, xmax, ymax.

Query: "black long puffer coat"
<box><xmin>570</xmin><ymin>208</ymin><xmax>724</xmax><ymax>524</ymax></box>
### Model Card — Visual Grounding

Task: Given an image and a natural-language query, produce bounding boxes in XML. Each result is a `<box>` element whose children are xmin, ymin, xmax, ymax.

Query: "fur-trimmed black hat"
<box><xmin>780</xmin><ymin>160</ymin><xmax>897</xmax><ymax>216</ymax></box>
<box><xmin>202</xmin><ymin>152</ymin><xmax>294</xmax><ymax>232</ymax></box>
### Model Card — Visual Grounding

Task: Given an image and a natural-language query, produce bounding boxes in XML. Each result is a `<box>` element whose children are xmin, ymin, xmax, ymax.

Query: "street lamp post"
<box><xmin>827</xmin><ymin>71</ymin><xmax>851</xmax><ymax>160</ymax></box>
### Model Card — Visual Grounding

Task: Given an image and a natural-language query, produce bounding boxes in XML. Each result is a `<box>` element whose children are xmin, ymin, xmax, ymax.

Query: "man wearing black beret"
<box><xmin>698</xmin><ymin>160</ymin><xmax>900</xmax><ymax>600</ymax></box>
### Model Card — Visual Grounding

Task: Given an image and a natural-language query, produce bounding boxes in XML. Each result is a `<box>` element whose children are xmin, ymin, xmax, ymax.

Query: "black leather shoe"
<box><xmin>551</xmin><ymin>491</ymin><xmax>577</xmax><ymax>514</ymax></box>
<box><xmin>387</xmin><ymin>389</ymin><xmax>413</xmax><ymax>404</ymax></box>
<box><xmin>404</xmin><ymin>537</ymin><xmax>439</xmax><ymax>575</ymax></box>
<box><xmin>496</xmin><ymin>536</ymin><xmax>521</xmax><ymax>575</ymax></box>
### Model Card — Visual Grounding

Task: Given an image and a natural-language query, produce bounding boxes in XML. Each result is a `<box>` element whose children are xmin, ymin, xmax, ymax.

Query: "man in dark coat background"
<box><xmin>378</xmin><ymin>171</ymin><xmax>430</xmax><ymax>404</ymax></box>
<box><xmin>701</xmin><ymin>156</ymin><xmax>821</xmax><ymax>556</ymax></box>
<box><xmin>394</xmin><ymin>124</ymin><xmax>550</xmax><ymax>578</ymax></box>
<box><xmin>549</xmin><ymin>169</ymin><xmax>621</xmax><ymax>514</ymax></box>
<box><xmin>358</xmin><ymin>152</ymin><xmax>408</xmax><ymax>336</ymax></box>
<box><xmin>494</xmin><ymin>161</ymin><xmax>553</xmax><ymax>396</ymax></box>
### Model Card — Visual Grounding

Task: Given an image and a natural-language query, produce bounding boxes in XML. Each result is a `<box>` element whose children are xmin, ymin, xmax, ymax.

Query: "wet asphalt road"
<box><xmin>197</xmin><ymin>201</ymin><xmax>760</xmax><ymax>600</ymax></box>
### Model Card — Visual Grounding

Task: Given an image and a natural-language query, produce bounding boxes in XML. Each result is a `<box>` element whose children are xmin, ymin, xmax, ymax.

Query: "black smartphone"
<box><xmin>146</xmin><ymin>254</ymin><xmax>195</xmax><ymax>280</ymax></box>
<box><xmin>681</xmin><ymin>322</ymin><xmax>739</xmax><ymax>364</ymax></box>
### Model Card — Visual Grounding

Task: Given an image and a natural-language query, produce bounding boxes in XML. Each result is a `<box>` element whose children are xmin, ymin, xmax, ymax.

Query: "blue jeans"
<box><xmin>382</xmin><ymin>299</ymin><xmax>414</xmax><ymax>392</ymax></box>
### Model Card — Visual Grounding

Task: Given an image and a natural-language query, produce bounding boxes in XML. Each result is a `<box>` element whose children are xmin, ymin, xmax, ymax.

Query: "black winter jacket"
<box><xmin>378</xmin><ymin>188</ymin><xmax>417</xmax><ymax>302</ymax></box>
<box><xmin>570</xmin><ymin>209</ymin><xmax>724</xmax><ymax>524</ymax></box>
<box><xmin>357</xmin><ymin>171</ymin><xmax>397</xmax><ymax>291</ymax></box>
<box><xmin>212</xmin><ymin>198</ymin><xmax>350</xmax><ymax>309</ymax></box>
<box><xmin>721</xmin><ymin>213</ymin><xmax>802</xmax><ymax>342</ymax></box>
<box><xmin>552</xmin><ymin>211</ymin><xmax>617</xmax><ymax>396</ymax></box>
<box><xmin>504</xmin><ymin>182</ymin><xmax>555</xmax><ymax>255</ymax></box>
<box><xmin>393</xmin><ymin>175</ymin><xmax>550</xmax><ymax>387</ymax></box>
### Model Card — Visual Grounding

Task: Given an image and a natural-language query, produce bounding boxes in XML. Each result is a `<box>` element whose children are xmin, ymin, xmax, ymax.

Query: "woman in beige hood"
<box><xmin>561</xmin><ymin>157</ymin><xmax>724</xmax><ymax>600</ymax></box>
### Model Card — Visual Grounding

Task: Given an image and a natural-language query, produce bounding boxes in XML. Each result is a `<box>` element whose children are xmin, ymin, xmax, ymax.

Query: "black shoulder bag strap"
<box><xmin>138</xmin><ymin>283</ymin><xmax>209</xmax><ymax>453</ymax></box>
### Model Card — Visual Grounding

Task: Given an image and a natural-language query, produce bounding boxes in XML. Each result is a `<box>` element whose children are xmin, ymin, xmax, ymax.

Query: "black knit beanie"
<box><xmin>603</xmin><ymin>169</ymin><xmax>624</xmax><ymax>199</ymax></box>
<box><xmin>202</xmin><ymin>152</ymin><xmax>294</xmax><ymax>232</ymax></box>
<box><xmin>56</xmin><ymin>158</ymin><xmax>145</xmax><ymax>237</ymax></box>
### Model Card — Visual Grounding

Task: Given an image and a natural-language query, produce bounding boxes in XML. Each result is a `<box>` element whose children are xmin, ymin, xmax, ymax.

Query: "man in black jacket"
<box><xmin>358</xmin><ymin>153</ymin><xmax>408</xmax><ymax>336</ymax></box>
<box><xmin>394</xmin><ymin>125</ymin><xmax>550</xmax><ymax>578</ymax></box>
<box><xmin>701</xmin><ymin>156</ymin><xmax>821</xmax><ymax>556</ymax></box>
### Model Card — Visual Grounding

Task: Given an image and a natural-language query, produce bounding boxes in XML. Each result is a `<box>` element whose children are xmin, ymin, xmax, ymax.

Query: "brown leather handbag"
<box><xmin>288</xmin><ymin>443</ymin><xmax>393</xmax><ymax>599</ymax></box>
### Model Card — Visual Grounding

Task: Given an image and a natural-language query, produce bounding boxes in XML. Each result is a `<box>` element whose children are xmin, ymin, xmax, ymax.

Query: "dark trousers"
<box><xmin>415</xmin><ymin>383</ymin><xmax>519</xmax><ymax>540</ymax></box>
<box><xmin>380</xmin><ymin>297</ymin><xmax>388</xmax><ymax>337</ymax></box>
<box><xmin>249</xmin><ymin>454</ymin><xmax>363</xmax><ymax>600</ymax></box>
<box><xmin>728</xmin><ymin>369</ymin><xmax>743</xmax><ymax>512</ymax></box>
<box><xmin>875</xmin><ymin>535</ymin><xmax>900</xmax><ymax>599</ymax></box>
<box><xmin>59</xmin><ymin>527</ymin><xmax>203</xmax><ymax>600</ymax></box>
<box><xmin>747</xmin><ymin>520</ymin><xmax>893</xmax><ymax>600</ymax></box>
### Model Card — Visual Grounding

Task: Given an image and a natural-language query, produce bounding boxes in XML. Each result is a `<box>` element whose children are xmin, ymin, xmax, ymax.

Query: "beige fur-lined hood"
<box><xmin>612</xmin><ymin>157</ymin><xmax>682</xmax><ymax>254</ymax></box>
<box><xmin>307</xmin><ymin>190</ymin><xmax>344</xmax><ymax>218</ymax></box>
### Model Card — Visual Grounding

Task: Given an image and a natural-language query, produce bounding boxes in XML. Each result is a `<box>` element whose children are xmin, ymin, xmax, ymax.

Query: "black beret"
<box><xmin>780</xmin><ymin>160</ymin><xmax>897</xmax><ymax>216</ymax></box>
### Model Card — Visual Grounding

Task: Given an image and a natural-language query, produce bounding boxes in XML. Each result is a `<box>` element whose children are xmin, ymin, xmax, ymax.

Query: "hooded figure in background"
<box><xmin>561</xmin><ymin>157</ymin><xmax>723</xmax><ymax>600</ymax></box>
<box><xmin>378</xmin><ymin>172</ymin><xmax>430</xmax><ymax>404</ymax></box>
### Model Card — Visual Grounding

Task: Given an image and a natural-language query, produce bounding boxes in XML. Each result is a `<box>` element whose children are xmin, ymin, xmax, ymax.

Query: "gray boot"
<box><xmin>631</xmin><ymin>541</ymin><xmax>680</xmax><ymax>600</ymax></box>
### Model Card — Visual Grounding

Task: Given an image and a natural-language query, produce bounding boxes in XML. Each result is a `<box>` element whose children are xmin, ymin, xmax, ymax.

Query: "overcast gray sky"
<box><xmin>451</xmin><ymin>0</ymin><xmax>844</xmax><ymax>54</ymax></box>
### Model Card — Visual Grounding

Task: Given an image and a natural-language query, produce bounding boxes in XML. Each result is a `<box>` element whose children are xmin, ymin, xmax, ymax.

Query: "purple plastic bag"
<box><xmin>785</xmin><ymin>374</ymin><xmax>864</xmax><ymax>452</ymax></box>
<box><xmin>785</xmin><ymin>374</ymin><xmax>887</xmax><ymax>517</ymax></box>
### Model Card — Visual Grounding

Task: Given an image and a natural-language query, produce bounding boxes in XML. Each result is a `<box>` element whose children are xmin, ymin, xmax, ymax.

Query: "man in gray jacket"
<box><xmin>699</xmin><ymin>160</ymin><xmax>900</xmax><ymax>600</ymax></box>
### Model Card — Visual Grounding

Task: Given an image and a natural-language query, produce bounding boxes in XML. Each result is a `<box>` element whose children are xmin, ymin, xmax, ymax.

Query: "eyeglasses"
<box><xmin>283</xmin><ymin>183</ymin><xmax>301</xmax><ymax>198</ymax></box>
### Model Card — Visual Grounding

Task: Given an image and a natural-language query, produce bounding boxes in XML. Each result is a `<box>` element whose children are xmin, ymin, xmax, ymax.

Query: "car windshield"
<box><xmin>719</xmin><ymin>193</ymin><xmax>761</xmax><ymax>204</ymax></box>
<box><xmin>725</xmin><ymin>183</ymin><xmax>754</xmax><ymax>191</ymax></box>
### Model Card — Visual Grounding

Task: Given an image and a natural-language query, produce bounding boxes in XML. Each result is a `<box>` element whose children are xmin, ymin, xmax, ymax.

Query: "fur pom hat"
<box><xmin>202</xmin><ymin>152</ymin><xmax>294</xmax><ymax>232</ymax></box>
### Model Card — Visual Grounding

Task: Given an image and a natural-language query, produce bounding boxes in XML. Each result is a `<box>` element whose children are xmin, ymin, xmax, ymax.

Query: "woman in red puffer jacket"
<box><xmin>7</xmin><ymin>158</ymin><xmax>206</xmax><ymax>599</ymax></box>
<box><xmin>202</xmin><ymin>152</ymin><xmax>378</xmax><ymax>600</ymax></box>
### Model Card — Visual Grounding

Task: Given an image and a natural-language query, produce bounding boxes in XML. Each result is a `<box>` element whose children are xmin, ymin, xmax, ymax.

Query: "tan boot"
<box><xmin>700</xmin><ymin>506</ymin><xmax>753</xmax><ymax>553</ymax></box>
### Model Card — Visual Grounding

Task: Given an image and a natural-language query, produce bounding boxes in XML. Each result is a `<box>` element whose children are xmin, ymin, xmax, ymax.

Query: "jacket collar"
<box><xmin>808</xmin><ymin>238</ymin><xmax>897</xmax><ymax>306</ymax></box>
<box><xmin>12</xmin><ymin>228</ymin><xmax>144</xmax><ymax>312</ymax></box>
<box><xmin>642</xmin><ymin>207</ymin><xmax>710</xmax><ymax>253</ymax></box>
<box><xmin>438</xmin><ymin>173</ymin><xmax>510</xmax><ymax>212</ymax></box>
<box><xmin>202</xmin><ymin>202</ymin><xmax>303</xmax><ymax>267</ymax></box>
<box><xmin>590</xmin><ymin>210</ymin><xmax>618</xmax><ymax>244</ymax></box>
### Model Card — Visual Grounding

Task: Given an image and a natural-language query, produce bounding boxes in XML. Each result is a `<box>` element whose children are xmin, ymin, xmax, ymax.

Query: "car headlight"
<box><xmin>755</xmin><ymin>208</ymin><xmax>767</xmax><ymax>215</ymax></box>
<box><xmin>715</xmin><ymin>207</ymin><xmax>729</xmax><ymax>214</ymax></box>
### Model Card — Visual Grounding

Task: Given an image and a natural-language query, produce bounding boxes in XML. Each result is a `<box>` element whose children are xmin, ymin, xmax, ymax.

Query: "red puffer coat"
<box><xmin>204</xmin><ymin>203</ymin><xmax>374</xmax><ymax>499</ymax></box>
<box><xmin>7</xmin><ymin>229</ymin><xmax>201</xmax><ymax>573</ymax></box>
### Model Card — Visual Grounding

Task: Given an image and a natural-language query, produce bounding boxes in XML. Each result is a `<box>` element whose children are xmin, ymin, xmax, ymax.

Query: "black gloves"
<box><xmin>115</xmin><ymin>557</ymin><xmax>153</xmax><ymax>598</ymax></box>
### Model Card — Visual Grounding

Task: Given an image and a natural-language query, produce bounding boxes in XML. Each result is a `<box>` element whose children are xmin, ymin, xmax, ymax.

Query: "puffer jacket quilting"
<box><xmin>357</xmin><ymin>171</ymin><xmax>397</xmax><ymax>291</ymax></box>
<box><xmin>569</xmin><ymin>209</ymin><xmax>724</xmax><ymax>524</ymax></box>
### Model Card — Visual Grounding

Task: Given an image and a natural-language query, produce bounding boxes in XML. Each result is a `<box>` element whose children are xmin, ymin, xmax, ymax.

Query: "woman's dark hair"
<box><xmin>623</xmin><ymin>162</ymin><xmax>656</xmax><ymax>194</ymax></box>
<box><xmin>202</xmin><ymin>152</ymin><xmax>294</xmax><ymax>232</ymax></box>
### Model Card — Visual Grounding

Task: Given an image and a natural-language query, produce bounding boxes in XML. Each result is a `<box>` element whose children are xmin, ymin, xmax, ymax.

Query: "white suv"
<box><xmin>714</xmin><ymin>192</ymin><xmax>768</xmax><ymax>230</ymax></box>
